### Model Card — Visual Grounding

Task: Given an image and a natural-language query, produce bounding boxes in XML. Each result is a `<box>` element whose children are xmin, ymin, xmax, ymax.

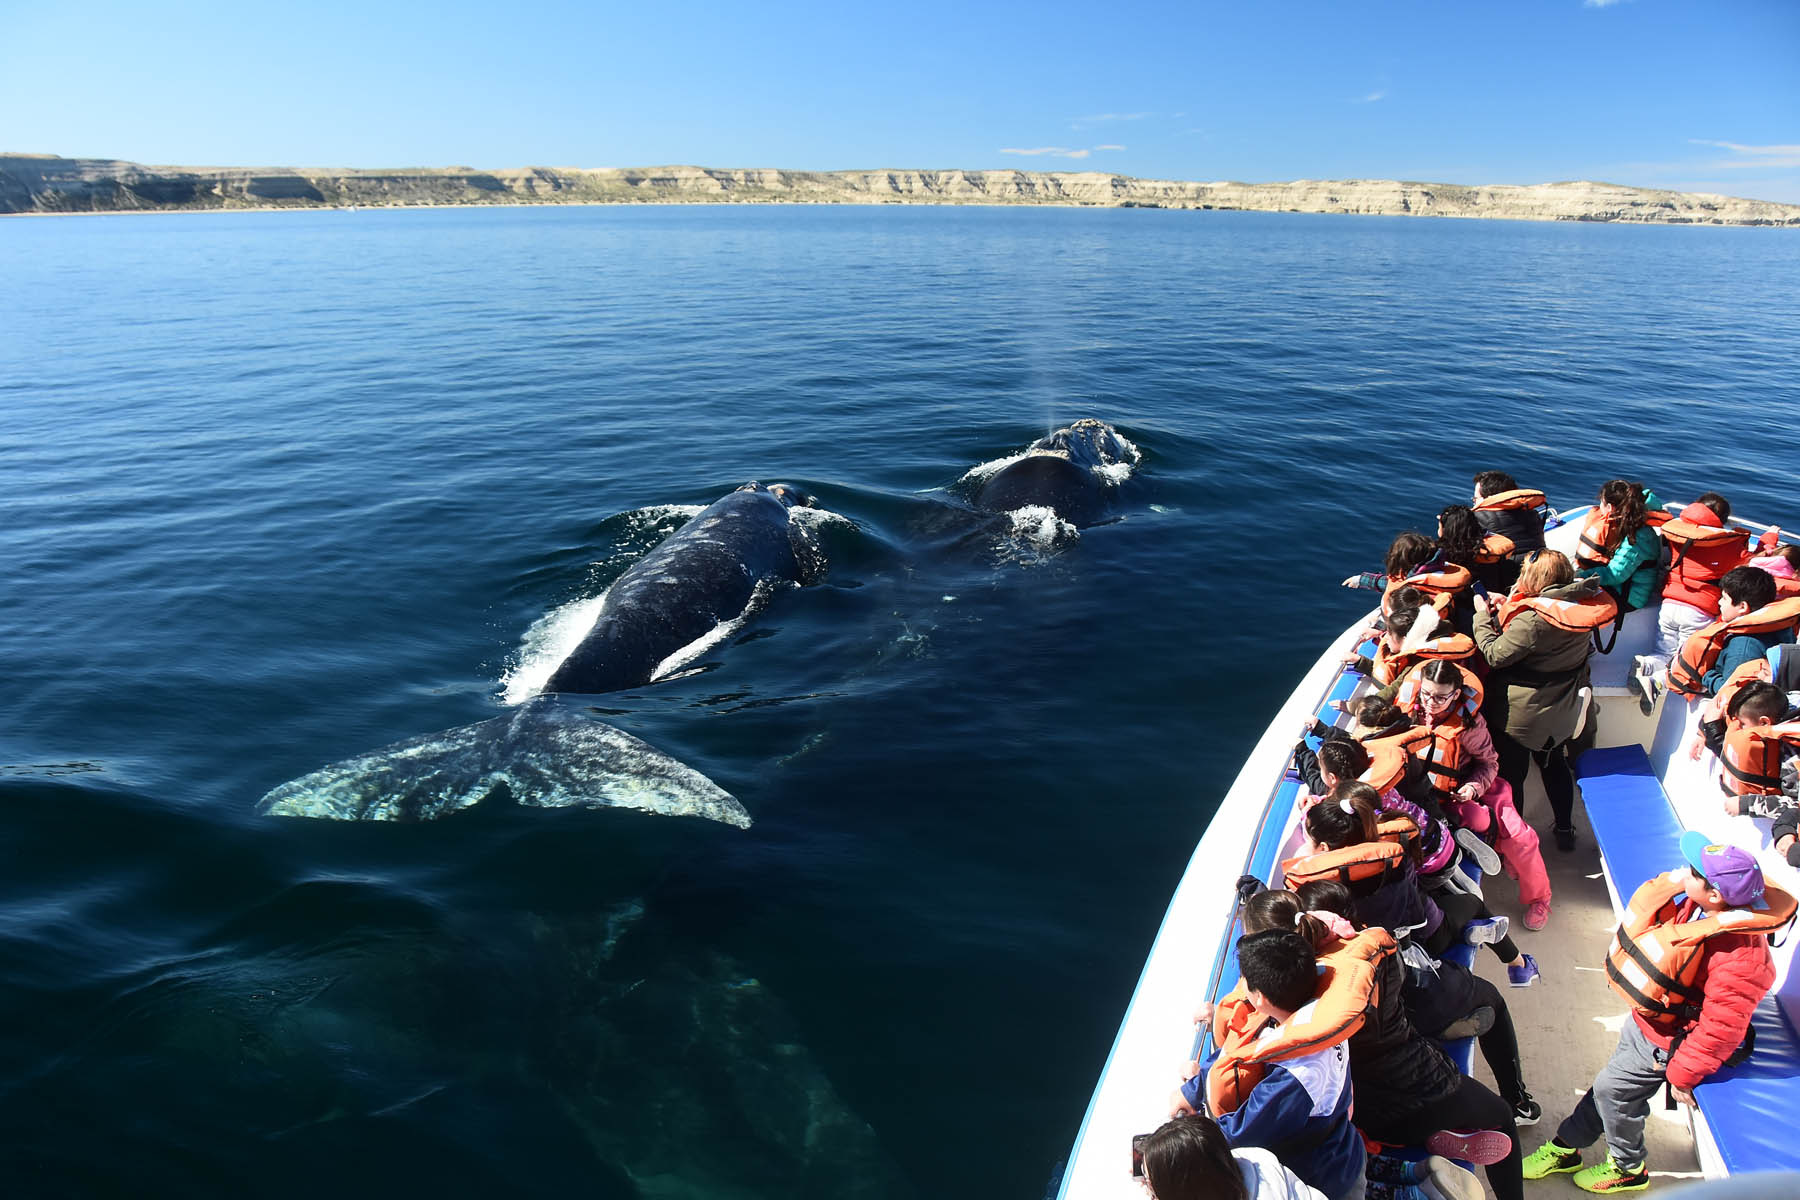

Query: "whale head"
<box><xmin>1028</xmin><ymin>418</ymin><xmax>1135</xmax><ymax>472</ymax></box>
<box><xmin>735</xmin><ymin>481</ymin><xmax>815</xmax><ymax>509</ymax></box>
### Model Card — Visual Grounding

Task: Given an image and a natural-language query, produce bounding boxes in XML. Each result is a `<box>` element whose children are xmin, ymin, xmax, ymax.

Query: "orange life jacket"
<box><xmin>1371</xmin><ymin>632</ymin><xmax>1477</xmax><ymax>687</ymax></box>
<box><xmin>1721</xmin><ymin>723</ymin><xmax>1800</xmax><ymax>796</ymax></box>
<box><xmin>1713</xmin><ymin>658</ymin><xmax>1773</xmax><ymax>718</ymax></box>
<box><xmin>1473</xmin><ymin>488</ymin><xmax>1546</xmax><ymax>514</ymax></box>
<box><xmin>1382</xmin><ymin>564</ymin><xmax>1472</xmax><ymax>616</ymax></box>
<box><xmin>1475</xmin><ymin>532</ymin><xmax>1516</xmax><ymax>565</ymax></box>
<box><xmin>1497</xmin><ymin>590</ymin><xmax>1621</xmax><ymax>633</ymax></box>
<box><xmin>1604</xmin><ymin>870</ymin><xmax>1796</xmax><ymax>1029</ymax></box>
<box><xmin>1668</xmin><ymin>597</ymin><xmax>1800</xmax><ymax>699</ymax></box>
<box><xmin>1282</xmin><ymin>839</ymin><xmax>1407</xmax><ymax>890</ymax></box>
<box><xmin>1776</xmin><ymin>576</ymin><xmax>1800</xmax><ymax>600</ymax></box>
<box><xmin>1205</xmin><ymin>927</ymin><xmax>1394</xmax><ymax>1117</ymax></box>
<box><xmin>1576</xmin><ymin>507</ymin><xmax>1671</xmax><ymax>567</ymax></box>
<box><xmin>1393</xmin><ymin>662</ymin><xmax>1485</xmax><ymax>790</ymax></box>
<box><xmin>1359</xmin><ymin>726</ymin><xmax>1435</xmax><ymax>794</ymax></box>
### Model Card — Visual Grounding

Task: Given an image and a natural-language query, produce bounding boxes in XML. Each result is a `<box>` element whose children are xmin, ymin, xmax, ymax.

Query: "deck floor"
<box><xmin>1468</xmin><ymin>747</ymin><xmax>1701</xmax><ymax>1196</ymax></box>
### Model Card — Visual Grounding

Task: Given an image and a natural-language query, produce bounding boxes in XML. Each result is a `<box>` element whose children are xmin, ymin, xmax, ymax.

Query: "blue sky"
<box><xmin>4</xmin><ymin>0</ymin><xmax>1797</xmax><ymax>201</ymax></box>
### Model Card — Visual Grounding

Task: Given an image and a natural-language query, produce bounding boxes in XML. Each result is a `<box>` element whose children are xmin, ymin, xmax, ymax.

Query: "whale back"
<box><xmin>543</xmin><ymin>488</ymin><xmax>805</xmax><ymax>694</ymax></box>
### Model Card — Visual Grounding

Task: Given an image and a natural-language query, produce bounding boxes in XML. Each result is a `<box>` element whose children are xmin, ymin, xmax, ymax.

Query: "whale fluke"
<box><xmin>257</xmin><ymin>702</ymin><xmax>749</xmax><ymax>827</ymax></box>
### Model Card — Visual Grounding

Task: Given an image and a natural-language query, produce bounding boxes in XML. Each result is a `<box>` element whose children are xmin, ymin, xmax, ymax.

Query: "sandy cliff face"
<box><xmin>3</xmin><ymin>155</ymin><xmax>1795</xmax><ymax>226</ymax></box>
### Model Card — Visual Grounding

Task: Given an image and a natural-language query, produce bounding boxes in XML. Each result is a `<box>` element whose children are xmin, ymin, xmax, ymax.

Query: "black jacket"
<box><xmin>1346</xmin><ymin>952</ymin><xmax>1461</xmax><ymax>1136</ymax></box>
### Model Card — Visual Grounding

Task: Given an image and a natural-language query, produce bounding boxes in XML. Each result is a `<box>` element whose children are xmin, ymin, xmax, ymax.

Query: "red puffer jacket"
<box><xmin>1661</xmin><ymin>502</ymin><xmax>1765</xmax><ymax>614</ymax></box>
<box><xmin>1632</xmin><ymin>924</ymin><xmax>1775</xmax><ymax>1090</ymax></box>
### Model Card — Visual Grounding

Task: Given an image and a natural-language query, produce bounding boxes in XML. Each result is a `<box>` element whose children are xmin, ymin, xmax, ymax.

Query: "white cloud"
<box><xmin>1071</xmin><ymin>112</ymin><xmax>1150</xmax><ymax>128</ymax></box>
<box><xmin>1584</xmin><ymin>0</ymin><xmax>1630</xmax><ymax>8</ymax></box>
<box><xmin>1095</xmin><ymin>144</ymin><xmax>1126</xmax><ymax>152</ymax></box>
<box><xmin>1355</xmin><ymin>89</ymin><xmax>1387</xmax><ymax>103</ymax></box>
<box><xmin>1689</xmin><ymin>140</ymin><xmax>1800</xmax><ymax>169</ymax></box>
<box><xmin>999</xmin><ymin>146</ymin><xmax>1097</xmax><ymax>159</ymax></box>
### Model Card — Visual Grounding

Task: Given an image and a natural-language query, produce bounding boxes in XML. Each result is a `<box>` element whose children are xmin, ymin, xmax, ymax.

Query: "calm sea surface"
<box><xmin>3</xmin><ymin>205</ymin><xmax>1798</xmax><ymax>1198</ymax></box>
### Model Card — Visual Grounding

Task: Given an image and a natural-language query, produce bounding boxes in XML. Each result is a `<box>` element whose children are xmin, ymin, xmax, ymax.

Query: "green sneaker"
<box><xmin>1521</xmin><ymin>1141</ymin><xmax>1583</xmax><ymax>1180</ymax></box>
<box><xmin>1573</xmin><ymin>1158</ymin><xmax>1650</xmax><ymax>1193</ymax></box>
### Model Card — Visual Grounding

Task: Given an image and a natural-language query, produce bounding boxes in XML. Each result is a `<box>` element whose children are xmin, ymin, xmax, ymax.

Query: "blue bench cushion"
<box><xmin>1576</xmin><ymin>745</ymin><xmax>1800</xmax><ymax>1173</ymax></box>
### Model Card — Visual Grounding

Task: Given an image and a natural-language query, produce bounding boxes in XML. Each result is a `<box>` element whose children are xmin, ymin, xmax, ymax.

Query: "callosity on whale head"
<box><xmin>973</xmin><ymin>419</ymin><xmax>1141</xmax><ymax>528</ymax></box>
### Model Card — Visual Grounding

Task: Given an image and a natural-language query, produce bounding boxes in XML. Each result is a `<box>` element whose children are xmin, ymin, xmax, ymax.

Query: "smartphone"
<box><xmin>1130</xmin><ymin>1133</ymin><xmax>1150</xmax><ymax>1177</ymax></box>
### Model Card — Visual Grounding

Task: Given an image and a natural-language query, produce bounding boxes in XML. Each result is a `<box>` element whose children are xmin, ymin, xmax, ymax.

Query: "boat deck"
<box><xmin>1470</xmin><ymin>732</ymin><xmax>1701</xmax><ymax>1196</ymax></box>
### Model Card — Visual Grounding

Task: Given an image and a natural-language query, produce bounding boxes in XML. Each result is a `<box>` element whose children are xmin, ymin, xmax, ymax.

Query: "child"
<box><xmin>1573</xmin><ymin>480</ymin><xmax>1664</xmax><ymax>613</ymax></box>
<box><xmin>1522</xmin><ymin>834</ymin><xmax>1794</xmax><ymax>1193</ymax></box>
<box><xmin>1287</xmin><ymin>784</ymin><xmax>1540</xmax><ymax>986</ymax></box>
<box><xmin>1397</xmin><ymin>659</ymin><xmax>1553</xmax><ymax>930</ymax></box>
<box><xmin>1343</xmin><ymin>533</ymin><xmax>1471</xmax><ymax>618</ymax></box>
<box><xmin>1667</xmin><ymin>566</ymin><xmax>1800</xmax><ymax>698</ymax></box>
<box><xmin>1286</xmin><ymin>883</ymin><xmax>1525</xmax><ymax>1200</ymax></box>
<box><xmin>1635</xmin><ymin>492</ymin><xmax>1778</xmax><ymax>694</ymax></box>
<box><xmin>1174</xmin><ymin>930</ymin><xmax>1367</xmax><ymax>1200</ymax></box>
<box><xmin>1133</xmin><ymin>1113</ymin><xmax>1329</xmax><ymax>1200</ymax></box>
<box><xmin>1693</xmin><ymin>677</ymin><xmax>1800</xmax><ymax>866</ymax></box>
<box><xmin>1748</xmin><ymin>542</ymin><xmax>1800</xmax><ymax>596</ymax></box>
<box><xmin>1470</xmin><ymin>471</ymin><xmax>1548</xmax><ymax>590</ymax></box>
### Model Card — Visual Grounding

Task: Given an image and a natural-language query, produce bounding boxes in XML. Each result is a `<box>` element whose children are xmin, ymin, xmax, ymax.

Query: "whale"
<box><xmin>544</xmin><ymin>482</ymin><xmax>823</xmax><ymax>694</ymax></box>
<box><xmin>972</xmin><ymin>418</ymin><xmax>1139</xmax><ymax>528</ymax></box>
<box><xmin>258</xmin><ymin>482</ymin><xmax>828</xmax><ymax>827</ymax></box>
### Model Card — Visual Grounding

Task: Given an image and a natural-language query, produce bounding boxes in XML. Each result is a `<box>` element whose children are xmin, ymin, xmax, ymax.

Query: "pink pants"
<box><xmin>1448</xmin><ymin>778</ymin><xmax>1551</xmax><ymax>907</ymax></box>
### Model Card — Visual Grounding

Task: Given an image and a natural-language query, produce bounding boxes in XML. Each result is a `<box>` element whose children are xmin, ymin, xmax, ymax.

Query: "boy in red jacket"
<box><xmin>1521</xmin><ymin>834</ymin><xmax>1790</xmax><ymax>1192</ymax></box>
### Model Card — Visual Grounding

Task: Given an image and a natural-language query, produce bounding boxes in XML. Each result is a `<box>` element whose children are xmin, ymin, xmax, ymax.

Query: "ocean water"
<box><xmin>3</xmin><ymin>204</ymin><xmax>1798</xmax><ymax>1198</ymax></box>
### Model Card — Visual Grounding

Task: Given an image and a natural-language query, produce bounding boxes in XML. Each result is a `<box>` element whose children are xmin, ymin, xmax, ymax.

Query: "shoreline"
<box><xmin>6</xmin><ymin>158</ymin><xmax>1798</xmax><ymax>227</ymax></box>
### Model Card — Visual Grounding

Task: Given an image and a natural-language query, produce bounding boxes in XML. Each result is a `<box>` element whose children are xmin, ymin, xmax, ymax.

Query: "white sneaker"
<box><xmin>1418</xmin><ymin>1156</ymin><xmax>1483</xmax><ymax>1200</ymax></box>
<box><xmin>1455</xmin><ymin>827</ymin><xmax>1503</xmax><ymax>876</ymax></box>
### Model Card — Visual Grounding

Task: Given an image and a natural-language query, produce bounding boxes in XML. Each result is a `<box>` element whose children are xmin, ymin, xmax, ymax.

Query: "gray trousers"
<box><xmin>1556</xmin><ymin>1019</ymin><xmax>1668</xmax><ymax>1171</ymax></box>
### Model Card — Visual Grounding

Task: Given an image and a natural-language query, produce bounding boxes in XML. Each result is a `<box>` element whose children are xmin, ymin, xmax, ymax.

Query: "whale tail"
<box><xmin>257</xmin><ymin>701</ymin><xmax>749</xmax><ymax>827</ymax></box>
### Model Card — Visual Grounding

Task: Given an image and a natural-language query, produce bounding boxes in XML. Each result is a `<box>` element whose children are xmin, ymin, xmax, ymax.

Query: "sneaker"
<box><xmin>1508</xmin><ymin>952</ymin><xmax>1542</xmax><ymax>988</ymax></box>
<box><xmin>1554</xmin><ymin>825</ymin><xmax>1577</xmax><ymax>852</ymax></box>
<box><xmin>1631</xmin><ymin>658</ymin><xmax>1661</xmax><ymax>715</ymax></box>
<box><xmin>1365</xmin><ymin>1154</ymin><xmax>1419</xmax><ymax>1185</ymax></box>
<box><xmin>1417</xmin><ymin>1156</ymin><xmax>1483</xmax><ymax>1200</ymax></box>
<box><xmin>1523</xmin><ymin>899</ymin><xmax>1552</xmax><ymax>931</ymax></box>
<box><xmin>1363</xmin><ymin>1182</ymin><xmax>1427</xmax><ymax>1200</ymax></box>
<box><xmin>1463</xmin><ymin>915</ymin><xmax>1511</xmax><ymax>947</ymax></box>
<box><xmin>1521</xmin><ymin>1140</ymin><xmax>1583</xmax><ymax>1179</ymax></box>
<box><xmin>1455</xmin><ymin>827</ymin><xmax>1503</xmax><ymax>876</ymax></box>
<box><xmin>1510</xmin><ymin>1089</ymin><xmax>1542</xmax><ymax>1126</ymax></box>
<box><xmin>1426</xmin><ymin>1128</ymin><xmax>1512</xmax><ymax>1166</ymax></box>
<box><xmin>1437</xmin><ymin>1005</ymin><xmax>1496</xmax><ymax>1040</ymax></box>
<box><xmin>1573</xmin><ymin>1157</ymin><xmax>1650</xmax><ymax>1193</ymax></box>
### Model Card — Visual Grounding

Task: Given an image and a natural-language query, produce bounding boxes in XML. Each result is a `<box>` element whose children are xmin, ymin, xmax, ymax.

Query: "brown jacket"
<box><xmin>1474</xmin><ymin>578</ymin><xmax>1596</xmax><ymax>749</ymax></box>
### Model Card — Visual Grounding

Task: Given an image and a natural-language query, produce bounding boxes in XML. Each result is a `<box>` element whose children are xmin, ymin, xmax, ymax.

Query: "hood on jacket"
<box><xmin>1679</xmin><ymin>501</ymin><xmax>1725</xmax><ymax>528</ymax></box>
<box><xmin>1234</xmin><ymin>1147</ymin><xmax>1329</xmax><ymax>1200</ymax></box>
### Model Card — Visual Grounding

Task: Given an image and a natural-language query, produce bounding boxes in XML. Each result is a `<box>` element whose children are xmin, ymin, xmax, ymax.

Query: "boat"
<box><xmin>1056</xmin><ymin>501</ymin><xmax>1800</xmax><ymax>1197</ymax></box>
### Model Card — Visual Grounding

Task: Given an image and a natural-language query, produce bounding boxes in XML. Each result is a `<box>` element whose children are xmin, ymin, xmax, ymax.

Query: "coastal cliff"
<box><xmin>4</xmin><ymin>155</ymin><xmax>1796</xmax><ymax>226</ymax></box>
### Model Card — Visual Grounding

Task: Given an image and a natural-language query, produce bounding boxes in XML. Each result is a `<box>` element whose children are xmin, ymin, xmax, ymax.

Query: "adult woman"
<box><xmin>1472</xmin><ymin>550</ymin><xmax>1605</xmax><ymax>852</ymax></box>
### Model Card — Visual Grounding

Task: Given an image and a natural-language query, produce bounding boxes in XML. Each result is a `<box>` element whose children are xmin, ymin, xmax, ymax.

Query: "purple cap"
<box><xmin>1681</xmin><ymin>830</ymin><xmax>1769</xmax><ymax>910</ymax></box>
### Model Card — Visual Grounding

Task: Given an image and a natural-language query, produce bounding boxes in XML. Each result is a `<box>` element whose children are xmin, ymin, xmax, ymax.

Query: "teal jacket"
<box><xmin>1578</xmin><ymin>491</ymin><xmax>1664</xmax><ymax>611</ymax></box>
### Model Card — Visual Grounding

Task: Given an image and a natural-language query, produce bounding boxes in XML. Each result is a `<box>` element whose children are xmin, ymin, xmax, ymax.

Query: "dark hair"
<box><xmin>1306</xmin><ymin>781</ymin><xmax>1381</xmax><ymax>848</ymax></box>
<box><xmin>1696</xmin><ymin>491</ymin><xmax>1732</xmax><ymax>522</ymax></box>
<box><xmin>1388</xmin><ymin>584</ymin><xmax>1428</xmax><ymax>614</ymax></box>
<box><xmin>1419</xmin><ymin>657</ymin><xmax>1465</xmax><ymax>689</ymax></box>
<box><xmin>1384</xmin><ymin>532</ymin><xmax>1437</xmax><ymax>579</ymax></box>
<box><xmin>1721</xmin><ymin>565</ymin><xmax>1777</xmax><ymax>612</ymax></box>
<box><xmin>1355</xmin><ymin>695</ymin><xmax>1406</xmax><ymax>731</ymax></box>
<box><xmin>1237</xmin><ymin>930</ymin><xmax>1317</xmax><ymax>1014</ymax></box>
<box><xmin>1294</xmin><ymin>879</ymin><xmax>1360</xmax><ymax>927</ymax></box>
<box><xmin>1596</xmin><ymin>480</ymin><xmax>1649</xmax><ymax>549</ymax></box>
<box><xmin>1386</xmin><ymin>605</ymin><xmax>1422</xmax><ymax>640</ymax></box>
<box><xmin>1137</xmin><ymin>1115</ymin><xmax>1249</xmax><ymax>1200</ymax></box>
<box><xmin>1473</xmin><ymin>470</ymin><xmax>1519</xmax><ymax>498</ymax></box>
<box><xmin>1243</xmin><ymin>887</ymin><xmax>1334</xmax><ymax>948</ymax></box>
<box><xmin>1317</xmin><ymin>736</ymin><xmax>1372</xmax><ymax>782</ymax></box>
<box><xmin>1771</xmin><ymin>545</ymin><xmax>1800</xmax><ymax>569</ymax></box>
<box><xmin>1437</xmin><ymin>504</ymin><xmax>1485</xmax><ymax>567</ymax></box>
<box><xmin>1730</xmin><ymin>680</ymin><xmax>1788</xmax><ymax>724</ymax></box>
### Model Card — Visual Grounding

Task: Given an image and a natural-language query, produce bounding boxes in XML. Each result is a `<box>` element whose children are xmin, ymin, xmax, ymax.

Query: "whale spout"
<box><xmin>257</xmin><ymin>701</ymin><xmax>749</xmax><ymax>827</ymax></box>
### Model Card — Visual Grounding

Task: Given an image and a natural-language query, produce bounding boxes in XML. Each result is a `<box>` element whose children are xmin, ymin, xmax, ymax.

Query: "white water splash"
<box><xmin>502</xmin><ymin>592</ymin><xmax>610</xmax><ymax>704</ymax></box>
<box><xmin>1002</xmin><ymin>504</ymin><xmax>1079</xmax><ymax>552</ymax></box>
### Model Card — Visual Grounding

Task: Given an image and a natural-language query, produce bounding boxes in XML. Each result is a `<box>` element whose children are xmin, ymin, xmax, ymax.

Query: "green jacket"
<box><xmin>1576</xmin><ymin>490</ymin><xmax>1664</xmax><ymax>611</ymax></box>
